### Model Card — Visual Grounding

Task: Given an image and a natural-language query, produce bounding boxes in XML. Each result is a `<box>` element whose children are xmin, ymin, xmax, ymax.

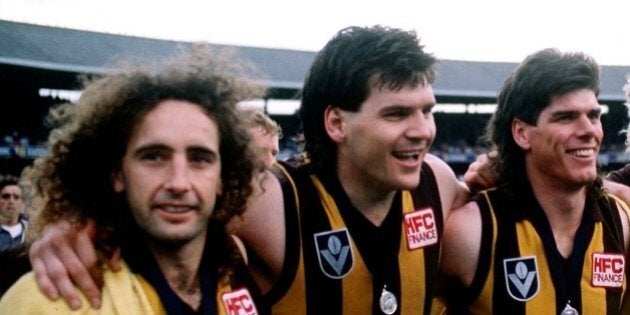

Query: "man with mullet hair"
<box><xmin>440</xmin><ymin>48</ymin><xmax>630</xmax><ymax>314</ymax></box>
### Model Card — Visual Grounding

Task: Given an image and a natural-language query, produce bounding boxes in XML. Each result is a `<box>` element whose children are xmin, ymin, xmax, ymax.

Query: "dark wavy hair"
<box><xmin>299</xmin><ymin>25</ymin><xmax>437</xmax><ymax>172</ymax></box>
<box><xmin>24</xmin><ymin>46</ymin><xmax>264</xmax><ymax>270</ymax></box>
<box><xmin>485</xmin><ymin>48</ymin><xmax>601</xmax><ymax>199</ymax></box>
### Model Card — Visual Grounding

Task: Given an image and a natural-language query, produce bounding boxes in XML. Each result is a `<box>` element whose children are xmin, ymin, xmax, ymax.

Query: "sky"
<box><xmin>1</xmin><ymin>0</ymin><xmax>630</xmax><ymax>65</ymax></box>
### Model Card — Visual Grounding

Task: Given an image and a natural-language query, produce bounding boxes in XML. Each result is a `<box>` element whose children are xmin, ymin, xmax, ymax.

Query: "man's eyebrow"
<box><xmin>187</xmin><ymin>146</ymin><xmax>218</xmax><ymax>155</ymax></box>
<box><xmin>131</xmin><ymin>144</ymin><xmax>171</xmax><ymax>155</ymax></box>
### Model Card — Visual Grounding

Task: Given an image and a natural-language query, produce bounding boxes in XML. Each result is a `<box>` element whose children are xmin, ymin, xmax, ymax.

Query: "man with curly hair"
<box><xmin>0</xmin><ymin>49</ymin><xmax>266</xmax><ymax>314</ymax></box>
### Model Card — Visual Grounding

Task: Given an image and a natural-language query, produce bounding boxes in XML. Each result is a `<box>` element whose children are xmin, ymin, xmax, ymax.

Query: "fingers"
<box><xmin>463</xmin><ymin>152</ymin><xmax>498</xmax><ymax>193</ymax></box>
<box><xmin>30</xmin><ymin>227</ymin><xmax>84</xmax><ymax>310</ymax></box>
<box><xmin>29</xmin><ymin>240</ymin><xmax>60</xmax><ymax>301</ymax></box>
<box><xmin>28</xmin><ymin>221</ymin><xmax>103</xmax><ymax>309</ymax></box>
<box><xmin>70</xmin><ymin>222</ymin><xmax>102</xmax><ymax>308</ymax></box>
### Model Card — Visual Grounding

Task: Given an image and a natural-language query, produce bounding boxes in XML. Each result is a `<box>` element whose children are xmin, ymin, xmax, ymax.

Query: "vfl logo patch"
<box><xmin>592</xmin><ymin>253</ymin><xmax>625</xmax><ymax>288</ymax></box>
<box><xmin>404</xmin><ymin>208</ymin><xmax>438</xmax><ymax>250</ymax></box>
<box><xmin>503</xmin><ymin>256</ymin><xmax>539</xmax><ymax>301</ymax></box>
<box><xmin>221</xmin><ymin>288</ymin><xmax>258</xmax><ymax>315</ymax></box>
<box><xmin>314</xmin><ymin>228</ymin><xmax>354</xmax><ymax>279</ymax></box>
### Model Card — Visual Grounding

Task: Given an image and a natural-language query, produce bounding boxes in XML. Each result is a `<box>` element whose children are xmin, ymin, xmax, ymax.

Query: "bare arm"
<box><xmin>423</xmin><ymin>153</ymin><xmax>470</xmax><ymax>221</ymax></box>
<box><xmin>440</xmin><ymin>201</ymin><xmax>482</xmax><ymax>287</ymax></box>
<box><xmin>226</xmin><ymin>169</ymin><xmax>286</xmax><ymax>293</ymax></box>
<box><xmin>604</xmin><ymin>179</ymin><xmax>630</xmax><ymax>251</ymax></box>
<box><xmin>28</xmin><ymin>219</ymin><xmax>119</xmax><ymax>310</ymax></box>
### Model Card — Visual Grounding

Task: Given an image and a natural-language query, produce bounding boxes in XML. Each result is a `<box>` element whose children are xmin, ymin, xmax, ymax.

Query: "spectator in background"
<box><xmin>0</xmin><ymin>47</ymin><xmax>266</xmax><ymax>314</ymax></box>
<box><xmin>0</xmin><ymin>178</ymin><xmax>30</xmax><ymax>298</ymax></box>
<box><xmin>240</xmin><ymin>107</ymin><xmax>282</xmax><ymax>169</ymax></box>
<box><xmin>0</xmin><ymin>179</ymin><xmax>27</xmax><ymax>250</ymax></box>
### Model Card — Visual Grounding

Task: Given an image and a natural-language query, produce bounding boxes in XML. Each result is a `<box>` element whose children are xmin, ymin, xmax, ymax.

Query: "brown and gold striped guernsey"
<box><xmin>458</xmin><ymin>188</ymin><xmax>629</xmax><ymax>314</ymax></box>
<box><xmin>265</xmin><ymin>161</ymin><xmax>444</xmax><ymax>315</ymax></box>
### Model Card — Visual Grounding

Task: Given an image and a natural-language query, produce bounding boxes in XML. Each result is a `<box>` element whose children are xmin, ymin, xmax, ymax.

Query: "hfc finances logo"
<box><xmin>221</xmin><ymin>288</ymin><xmax>258</xmax><ymax>315</ymax></box>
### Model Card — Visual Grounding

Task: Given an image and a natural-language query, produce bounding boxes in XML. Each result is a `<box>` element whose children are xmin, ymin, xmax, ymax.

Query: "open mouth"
<box><xmin>567</xmin><ymin>148</ymin><xmax>596</xmax><ymax>158</ymax></box>
<box><xmin>155</xmin><ymin>205</ymin><xmax>196</xmax><ymax>213</ymax></box>
<box><xmin>392</xmin><ymin>150</ymin><xmax>421</xmax><ymax>161</ymax></box>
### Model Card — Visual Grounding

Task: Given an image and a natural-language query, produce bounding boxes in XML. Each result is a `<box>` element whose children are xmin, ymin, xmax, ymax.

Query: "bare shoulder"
<box><xmin>227</xmin><ymin>169</ymin><xmax>287</xmax><ymax>286</ymax></box>
<box><xmin>441</xmin><ymin>200</ymin><xmax>482</xmax><ymax>287</ymax></box>
<box><xmin>228</xmin><ymin>170</ymin><xmax>284</xmax><ymax>237</ymax></box>
<box><xmin>423</xmin><ymin>153</ymin><xmax>471</xmax><ymax>218</ymax></box>
<box><xmin>606</xmin><ymin>189</ymin><xmax>630</xmax><ymax>254</ymax></box>
<box><xmin>604</xmin><ymin>179</ymin><xmax>630</xmax><ymax>207</ymax></box>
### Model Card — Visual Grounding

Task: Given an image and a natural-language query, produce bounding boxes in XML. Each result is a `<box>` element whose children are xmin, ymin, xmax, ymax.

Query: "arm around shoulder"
<box><xmin>423</xmin><ymin>153</ymin><xmax>471</xmax><ymax>219</ymax></box>
<box><xmin>440</xmin><ymin>200</ymin><xmax>482</xmax><ymax>288</ymax></box>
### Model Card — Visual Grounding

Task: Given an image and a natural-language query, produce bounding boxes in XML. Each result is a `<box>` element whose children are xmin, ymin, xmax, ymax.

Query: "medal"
<box><xmin>379</xmin><ymin>285</ymin><xmax>398</xmax><ymax>314</ymax></box>
<box><xmin>561</xmin><ymin>301</ymin><xmax>578</xmax><ymax>315</ymax></box>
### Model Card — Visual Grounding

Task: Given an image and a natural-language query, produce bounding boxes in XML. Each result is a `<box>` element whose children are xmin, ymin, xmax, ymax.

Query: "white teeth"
<box><xmin>393</xmin><ymin>151</ymin><xmax>420</xmax><ymax>160</ymax></box>
<box><xmin>570</xmin><ymin>149</ymin><xmax>594</xmax><ymax>157</ymax></box>
<box><xmin>161</xmin><ymin>206</ymin><xmax>191</xmax><ymax>213</ymax></box>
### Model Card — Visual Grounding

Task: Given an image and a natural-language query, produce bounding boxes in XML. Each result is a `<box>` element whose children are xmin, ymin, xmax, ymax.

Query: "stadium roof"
<box><xmin>1</xmin><ymin>19</ymin><xmax>630</xmax><ymax>102</ymax></box>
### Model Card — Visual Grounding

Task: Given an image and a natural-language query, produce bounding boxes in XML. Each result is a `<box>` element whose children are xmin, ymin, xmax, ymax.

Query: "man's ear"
<box><xmin>324</xmin><ymin>106</ymin><xmax>345</xmax><ymax>143</ymax></box>
<box><xmin>112</xmin><ymin>171</ymin><xmax>125</xmax><ymax>192</ymax></box>
<box><xmin>512</xmin><ymin>118</ymin><xmax>532</xmax><ymax>150</ymax></box>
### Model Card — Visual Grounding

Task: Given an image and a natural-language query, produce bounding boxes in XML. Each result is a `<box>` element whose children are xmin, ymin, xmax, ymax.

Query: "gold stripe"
<box><xmin>470</xmin><ymin>191</ymin><xmax>497</xmax><ymax>314</ymax></box>
<box><xmin>399</xmin><ymin>191</ymin><xmax>426</xmax><ymax>314</ymax></box>
<box><xmin>515</xmin><ymin>220</ymin><xmax>555</xmax><ymax>313</ymax></box>
<box><xmin>269</xmin><ymin>164</ymin><xmax>308</xmax><ymax>315</ymax></box>
<box><xmin>606</xmin><ymin>194</ymin><xmax>629</xmax><ymax>310</ymax></box>
<box><xmin>135</xmin><ymin>275</ymin><xmax>167</xmax><ymax>315</ymax></box>
<box><xmin>311</xmin><ymin>175</ymin><xmax>372</xmax><ymax>314</ymax></box>
<box><xmin>581</xmin><ymin>222</ymin><xmax>607</xmax><ymax>314</ymax></box>
<box><xmin>214</xmin><ymin>282</ymin><xmax>232</xmax><ymax>315</ymax></box>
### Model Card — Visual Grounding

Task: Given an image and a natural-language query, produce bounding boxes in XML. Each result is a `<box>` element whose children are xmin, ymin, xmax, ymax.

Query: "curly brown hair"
<box><xmin>23</xmin><ymin>46</ymin><xmax>265</xmax><ymax>265</ymax></box>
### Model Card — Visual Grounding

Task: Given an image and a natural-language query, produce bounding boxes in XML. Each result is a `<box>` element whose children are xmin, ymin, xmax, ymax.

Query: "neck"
<box><xmin>148</xmin><ymin>234</ymin><xmax>206</xmax><ymax>310</ymax></box>
<box><xmin>0</xmin><ymin>215</ymin><xmax>18</xmax><ymax>226</ymax></box>
<box><xmin>528</xmin><ymin>173</ymin><xmax>587</xmax><ymax>258</ymax></box>
<box><xmin>336</xmin><ymin>164</ymin><xmax>397</xmax><ymax>227</ymax></box>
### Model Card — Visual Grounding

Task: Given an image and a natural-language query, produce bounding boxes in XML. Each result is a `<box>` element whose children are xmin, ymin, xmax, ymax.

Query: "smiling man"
<box><xmin>440</xmin><ymin>48</ymin><xmax>630</xmax><ymax>314</ymax></box>
<box><xmin>0</xmin><ymin>49</ymin><xmax>266</xmax><ymax>314</ymax></box>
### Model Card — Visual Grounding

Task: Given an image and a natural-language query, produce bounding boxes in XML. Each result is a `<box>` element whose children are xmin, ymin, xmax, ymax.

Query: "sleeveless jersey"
<box><xmin>455</xmin><ymin>188</ymin><xmax>629</xmax><ymax>314</ymax></box>
<box><xmin>137</xmin><ymin>264</ymin><xmax>264</xmax><ymax>315</ymax></box>
<box><xmin>122</xmin><ymin>221</ymin><xmax>267</xmax><ymax>315</ymax></box>
<box><xmin>265</xmin><ymin>161</ymin><xmax>444</xmax><ymax>315</ymax></box>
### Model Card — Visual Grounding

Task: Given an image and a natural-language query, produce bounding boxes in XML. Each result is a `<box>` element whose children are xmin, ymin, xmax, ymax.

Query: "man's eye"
<box><xmin>556</xmin><ymin>114</ymin><xmax>573</xmax><ymax>122</ymax></box>
<box><xmin>384</xmin><ymin>111</ymin><xmax>407</xmax><ymax>119</ymax></box>
<box><xmin>189</xmin><ymin>153</ymin><xmax>214</xmax><ymax>164</ymax></box>
<box><xmin>140</xmin><ymin>152</ymin><xmax>163</xmax><ymax>161</ymax></box>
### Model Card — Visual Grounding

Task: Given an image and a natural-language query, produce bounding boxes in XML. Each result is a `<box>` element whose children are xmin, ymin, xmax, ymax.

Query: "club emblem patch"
<box><xmin>592</xmin><ymin>253</ymin><xmax>624</xmax><ymax>288</ymax></box>
<box><xmin>503</xmin><ymin>256</ymin><xmax>539</xmax><ymax>301</ymax></box>
<box><xmin>314</xmin><ymin>228</ymin><xmax>354</xmax><ymax>279</ymax></box>
<box><xmin>404</xmin><ymin>208</ymin><xmax>438</xmax><ymax>250</ymax></box>
<box><xmin>221</xmin><ymin>288</ymin><xmax>258</xmax><ymax>315</ymax></box>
